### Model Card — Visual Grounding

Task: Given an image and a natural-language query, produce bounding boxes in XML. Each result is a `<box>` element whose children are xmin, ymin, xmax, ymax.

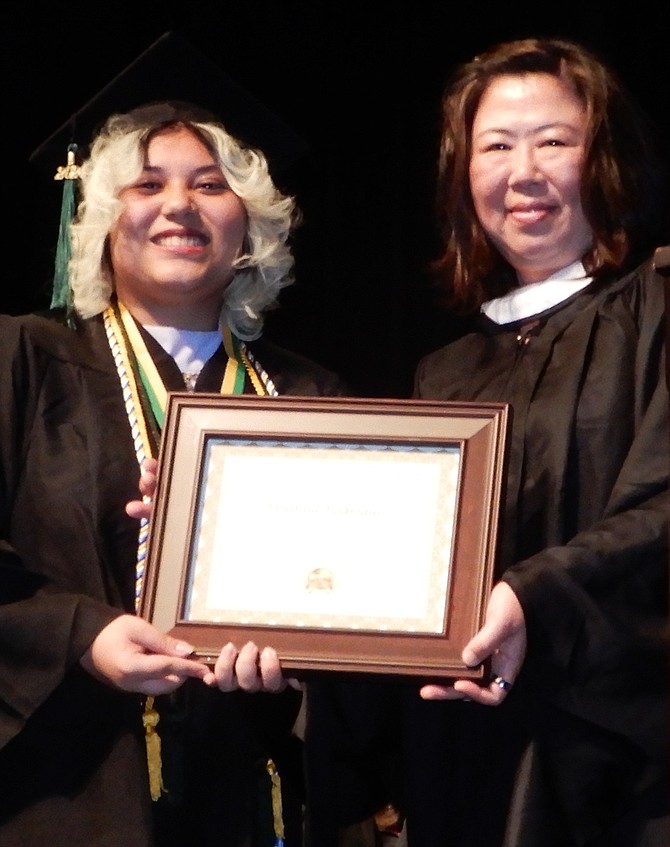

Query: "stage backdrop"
<box><xmin>6</xmin><ymin>1</ymin><xmax>669</xmax><ymax>397</ymax></box>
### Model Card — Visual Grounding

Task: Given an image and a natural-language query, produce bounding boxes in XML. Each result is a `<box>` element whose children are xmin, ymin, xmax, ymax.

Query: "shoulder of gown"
<box><xmin>0</xmin><ymin>310</ymin><xmax>114</xmax><ymax>375</ymax></box>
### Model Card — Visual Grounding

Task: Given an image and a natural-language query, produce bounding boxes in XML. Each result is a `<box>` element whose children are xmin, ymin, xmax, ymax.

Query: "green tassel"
<box><xmin>52</xmin><ymin>144</ymin><xmax>79</xmax><ymax>326</ymax></box>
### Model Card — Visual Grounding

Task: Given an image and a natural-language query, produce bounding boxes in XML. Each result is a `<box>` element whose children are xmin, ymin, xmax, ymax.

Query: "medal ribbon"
<box><xmin>116</xmin><ymin>300</ymin><xmax>272</xmax><ymax>427</ymax></box>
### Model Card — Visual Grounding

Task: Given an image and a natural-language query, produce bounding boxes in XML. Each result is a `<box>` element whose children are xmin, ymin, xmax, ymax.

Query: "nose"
<box><xmin>162</xmin><ymin>184</ymin><xmax>196</xmax><ymax>216</ymax></box>
<box><xmin>509</xmin><ymin>144</ymin><xmax>542</xmax><ymax>185</ymax></box>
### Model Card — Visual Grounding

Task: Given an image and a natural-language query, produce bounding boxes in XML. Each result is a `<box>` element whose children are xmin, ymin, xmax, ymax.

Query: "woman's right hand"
<box><xmin>123</xmin><ymin>461</ymin><xmax>300</xmax><ymax>697</ymax></box>
<box><xmin>420</xmin><ymin>581</ymin><xmax>526</xmax><ymax>705</ymax></box>
<box><xmin>80</xmin><ymin>614</ymin><xmax>211</xmax><ymax>696</ymax></box>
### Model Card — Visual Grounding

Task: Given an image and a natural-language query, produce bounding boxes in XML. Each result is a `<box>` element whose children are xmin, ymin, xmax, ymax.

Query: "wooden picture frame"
<box><xmin>139</xmin><ymin>394</ymin><xmax>509</xmax><ymax>682</ymax></box>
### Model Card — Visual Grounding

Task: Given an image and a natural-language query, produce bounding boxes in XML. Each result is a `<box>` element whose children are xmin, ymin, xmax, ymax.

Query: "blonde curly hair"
<box><xmin>68</xmin><ymin>103</ymin><xmax>298</xmax><ymax>339</ymax></box>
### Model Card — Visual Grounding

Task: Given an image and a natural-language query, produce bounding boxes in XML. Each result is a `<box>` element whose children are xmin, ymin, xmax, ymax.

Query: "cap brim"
<box><xmin>29</xmin><ymin>30</ymin><xmax>307</xmax><ymax>179</ymax></box>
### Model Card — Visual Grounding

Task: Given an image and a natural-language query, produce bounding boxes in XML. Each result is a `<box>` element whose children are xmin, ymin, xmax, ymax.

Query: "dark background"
<box><xmin>5</xmin><ymin>1</ymin><xmax>669</xmax><ymax>397</ymax></box>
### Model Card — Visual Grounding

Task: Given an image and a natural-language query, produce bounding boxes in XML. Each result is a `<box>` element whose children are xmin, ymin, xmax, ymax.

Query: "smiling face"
<box><xmin>108</xmin><ymin>125</ymin><xmax>247</xmax><ymax>329</ymax></box>
<box><xmin>469</xmin><ymin>72</ymin><xmax>594</xmax><ymax>285</ymax></box>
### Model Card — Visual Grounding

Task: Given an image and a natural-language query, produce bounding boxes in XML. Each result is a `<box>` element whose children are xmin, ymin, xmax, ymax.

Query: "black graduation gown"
<box><xmin>304</xmin><ymin>256</ymin><xmax>669</xmax><ymax>847</ymax></box>
<box><xmin>0</xmin><ymin>312</ymin><xmax>347</xmax><ymax>847</ymax></box>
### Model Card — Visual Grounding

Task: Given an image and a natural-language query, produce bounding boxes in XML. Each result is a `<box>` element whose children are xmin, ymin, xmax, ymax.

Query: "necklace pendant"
<box><xmin>182</xmin><ymin>371</ymin><xmax>200</xmax><ymax>392</ymax></box>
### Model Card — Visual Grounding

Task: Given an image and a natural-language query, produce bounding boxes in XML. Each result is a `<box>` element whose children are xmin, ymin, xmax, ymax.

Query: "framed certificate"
<box><xmin>139</xmin><ymin>394</ymin><xmax>509</xmax><ymax>681</ymax></box>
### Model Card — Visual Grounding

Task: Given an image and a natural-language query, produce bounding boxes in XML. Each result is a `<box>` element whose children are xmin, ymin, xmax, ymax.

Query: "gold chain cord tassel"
<box><xmin>266</xmin><ymin>758</ymin><xmax>285</xmax><ymax>846</ymax></box>
<box><xmin>142</xmin><ymin>696</ymin><xmax>165</xmax><ymax>801</ymax></box>
<box><xmin>104</xmin><ymin>308</ymin><xmax>166</xmax><ymax>802</ymax></box>
<box><xmin>107</xmin><ymin>308</ymin><xmax>280</xmax><ymax>807</ymax></box>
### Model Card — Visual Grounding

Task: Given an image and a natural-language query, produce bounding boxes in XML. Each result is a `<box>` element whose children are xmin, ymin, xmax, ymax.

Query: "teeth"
<box><xmin>155</xmin><ymin>235</ymin><xmax>205</xmax><ymax>247</ymax></box>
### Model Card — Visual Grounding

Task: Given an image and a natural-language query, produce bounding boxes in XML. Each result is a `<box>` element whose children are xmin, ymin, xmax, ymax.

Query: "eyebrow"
<box><xmin>140</xmin><ymin>163</ymin><xmax>224</xmax><ymax>174</ymax></box>
<box><xmin>474</xmin><ymin>121</ymin><xmax>580</xmax><ymax>139</ymax></box>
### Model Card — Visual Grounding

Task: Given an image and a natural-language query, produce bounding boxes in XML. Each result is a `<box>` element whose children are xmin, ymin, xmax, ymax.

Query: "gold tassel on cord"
<box><xmin>266</xmin><ymin>758</ymin><xmax>285</xmax><ymax>846</ymax></box>
<box><xmin>142</xmin><ymin>696</ymin><xmax>165</xmax><ymax>801</ymax></box>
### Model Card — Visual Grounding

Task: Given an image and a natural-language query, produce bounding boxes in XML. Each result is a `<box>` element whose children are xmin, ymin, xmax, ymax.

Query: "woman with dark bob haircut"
<box><xmin>301</xmin><ymin>37</ymin><xmax>669</xmax><ymax>847</ymax></box>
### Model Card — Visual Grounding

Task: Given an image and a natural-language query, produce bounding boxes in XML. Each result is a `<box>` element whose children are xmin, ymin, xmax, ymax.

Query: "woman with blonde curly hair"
<box><xmin>0</xmin><ymin>98</ymin><xmax>346</xmax><ymax>847</ymax></box>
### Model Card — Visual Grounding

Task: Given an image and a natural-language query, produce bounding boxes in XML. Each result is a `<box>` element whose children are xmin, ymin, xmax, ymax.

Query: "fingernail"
<box><xmin>462</xmin><ymin>648</ymin><xmax>477</xmax><ymax>666</ymax></box>
<box><xmin>174</xmin><ymin>641</ymin><xmax>195</xmax><ymax>657</ymax></box>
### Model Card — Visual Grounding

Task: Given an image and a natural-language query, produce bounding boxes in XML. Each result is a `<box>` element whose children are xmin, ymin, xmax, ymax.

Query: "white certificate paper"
<box><xmin>185</xmin><ymin>439</ymin><xmax>460</xmax><ymax>634</ymax></box>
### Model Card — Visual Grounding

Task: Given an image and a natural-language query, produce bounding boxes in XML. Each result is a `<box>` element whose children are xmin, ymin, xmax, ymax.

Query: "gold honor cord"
<box><xmin>103</xmin><ymin>305</ymin><xmax>154</xmax><ymax>605</ymax></box>
<box><xmin>104</xmin><ymin>302</ymin><xmax>285</xmax><ymax>841</ymax></box>
<box><xmin>104</xmin><ymin>305</ymin><xmax>165</xmax><ymax>800</ymax></box>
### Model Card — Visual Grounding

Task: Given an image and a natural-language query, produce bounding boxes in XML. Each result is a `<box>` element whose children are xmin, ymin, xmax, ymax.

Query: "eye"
<box><xmin>479</xmin><ymin>141</ymin><xmax>511</xmax><ymax>153</ymax></box>
<box><xmin>132</xmin><ymin>179</ymin><xmax>164</xmax><ymax>193</ymax></box>
<box><xmin>195</xmin><ymin>179</ymin><xmax>230</xmax><ymax>193</ymax></box>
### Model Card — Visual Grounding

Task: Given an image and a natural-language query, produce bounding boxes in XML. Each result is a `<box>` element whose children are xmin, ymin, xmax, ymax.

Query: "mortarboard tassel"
<box><xmin>52</xmin><ymin>144</ymin><xmax>80</xmax><ymax>326</ymax></box>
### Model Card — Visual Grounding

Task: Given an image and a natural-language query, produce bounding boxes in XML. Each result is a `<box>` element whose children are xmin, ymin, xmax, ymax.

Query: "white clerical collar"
<box><xmin>481</xmin><ymin>261</ymin><xmax>593</xmax><ymax>325</ymax></box>
<box><xmin>143</xmin><ymin>324</ymin><xmax>221</xmax><ymax>374</ymax></box>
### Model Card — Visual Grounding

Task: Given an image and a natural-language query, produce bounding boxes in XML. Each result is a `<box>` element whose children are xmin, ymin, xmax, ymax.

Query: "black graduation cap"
<box><xmin>29</xmin><ymin>30</ymin><xmax>308</xmax><ymax>180</ymax></box>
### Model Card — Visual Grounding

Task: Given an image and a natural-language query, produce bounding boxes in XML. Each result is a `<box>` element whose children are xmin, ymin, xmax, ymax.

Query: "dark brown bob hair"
<box><xmin>432</xmin><ymin>37</ymin><xmax>665</xmax><ymax>312</ymax></box>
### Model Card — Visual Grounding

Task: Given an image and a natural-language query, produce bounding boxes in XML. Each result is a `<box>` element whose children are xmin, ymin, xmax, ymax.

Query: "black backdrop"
<box><xmin>5</xmin><ymin>0</ymin><xmax>669</xmax><ymax>397</ymax></box>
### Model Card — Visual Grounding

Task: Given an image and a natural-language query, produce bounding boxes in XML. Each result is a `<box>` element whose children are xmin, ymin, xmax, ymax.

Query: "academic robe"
<box><xmin>304</xmin><ymin>255</ymin><xmax>669</xmax><ymax>847</ymax></box>
<box><xmin>0</xmin><ymin>311</ymin><xmax>347</xmax><ymax>847</ymax></box>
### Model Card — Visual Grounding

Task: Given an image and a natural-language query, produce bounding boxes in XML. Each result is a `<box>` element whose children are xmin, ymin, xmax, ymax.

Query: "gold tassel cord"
<box><xmin>142</xmin><ymin>696</ymin><xmax>165</xmax><ymax>801</ymax></box>
<box><xmin>266</xmin><ymin>759</ymin><xmax>285</xmax><ymax>846</ymax></box>
<box><xmin>104</xmin><ymin>308</ymin><xmax>166</xmax><ymax>802</ymax></box>
<box><xmin>105</xmin><ymin>304</ymin><xmax>280</xmax><ymax>810</ymax></box>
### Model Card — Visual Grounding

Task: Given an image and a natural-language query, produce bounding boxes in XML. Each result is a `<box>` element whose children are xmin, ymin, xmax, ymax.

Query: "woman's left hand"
<box><xmin>420</xmin><ymin>581</ymin><xmax>526</xmax><ymax>705</ymax></box>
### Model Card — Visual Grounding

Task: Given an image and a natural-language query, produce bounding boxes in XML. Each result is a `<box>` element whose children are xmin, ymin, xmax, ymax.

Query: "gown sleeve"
<box><xmin>0</xmin><ymin>316</ymin><xmax>122</xmax><ymax>749</ymax></box>
<box><xmin>501</xmin><ymin>275</ymin><xmax>669</xmax><ymax>761</ymax></box>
